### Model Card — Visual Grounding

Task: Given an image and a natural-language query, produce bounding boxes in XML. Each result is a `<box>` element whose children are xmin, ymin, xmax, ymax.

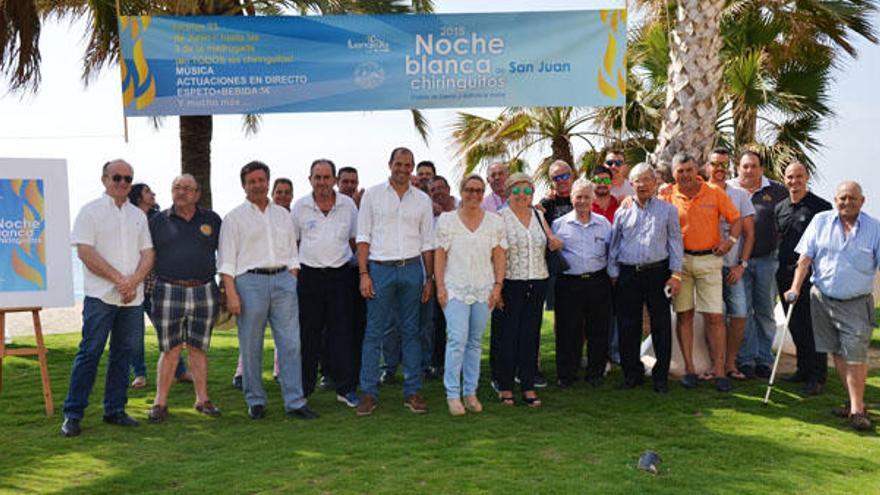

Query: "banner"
<box><xmin>0</xmin><ymin>159</ymin><xmax>73</xmax><ymax>309</ymax></box>
<box><xmin>118</xmin><ymin>10</ymin><xmax>627</xmax><ymax>116</ymax></box>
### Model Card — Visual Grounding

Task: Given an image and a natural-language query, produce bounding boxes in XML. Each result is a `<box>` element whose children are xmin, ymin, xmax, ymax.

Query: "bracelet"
<box><xmin>670</xmin><ymin>274</ymin><xmax>682</xmax><ymax>281</ymax></box>
<box><xmin>494</xmin><ymin>282</ymin><xmax>503</xmax><ymax>286</ymax></box>
<box><xmin>359</xmin><ymin>271</ymin><xmax>369</xmax><ymax>276</ymax></box>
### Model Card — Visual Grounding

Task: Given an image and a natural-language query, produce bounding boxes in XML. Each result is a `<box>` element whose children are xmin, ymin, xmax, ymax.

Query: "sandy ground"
<box><xmin>3</xmin><ymin>304</ymin><xmax>83</xmax><ymax>338</ymax></box>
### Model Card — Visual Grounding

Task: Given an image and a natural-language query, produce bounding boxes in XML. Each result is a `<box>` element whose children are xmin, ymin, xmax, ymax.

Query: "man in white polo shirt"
<box><xmin>219</xmin><ymin>160</ymin><xmax>318</xmax><ymax>421</ymax></box>
<box><xmin>292</xmin><ymin>159</ymin><xmax>360</xmax><ymax>408</ymax></box>
<box><xmin>62</xmin><ymin>159</ymin><xmax>154</xmax><ymax>437</ymax></box>
<box><xmin>355</xmin><ymin>147</ymin><xmax>435</xmax><ymax>416</ymax></box>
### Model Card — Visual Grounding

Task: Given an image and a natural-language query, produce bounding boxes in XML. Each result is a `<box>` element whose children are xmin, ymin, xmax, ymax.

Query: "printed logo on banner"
<box><xmin>354</xmin><ymin>62</ymin><xmax>386</xmax><ymax>89</ymax></box>
<box><xmin>598</xmin><ymin>9</ymin><xmax>627</xmax><ymax>99</ymax></box>
<box><xmin>0</xmin><ymin>179</ymin><xmax>47</xmax><ymax>291</ymax></box>
<box><xmin>347</xmin><ymin>35</ymin><xmax>391</xmax><ymax>53</ymax></box>
<box><xmin>119</xmin><ymin>16</ymin><xmax>157</xmax><ymax>111</ymax></box>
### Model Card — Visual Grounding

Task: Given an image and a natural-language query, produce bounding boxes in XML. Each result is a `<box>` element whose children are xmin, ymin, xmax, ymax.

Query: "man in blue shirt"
<box><xmin>608</xmin><ymin>163</ymin><xmax>683</xmax><ymax>392</ymax></box>
<box><xmin>785</xmin><ymin>181</ymin><xmax>880</xmax><ymax>431</ymax></box>
<box><xmin>552</xmin><ymin>178</ymin><xmax>612</xmax><ymax>387</ymax></box>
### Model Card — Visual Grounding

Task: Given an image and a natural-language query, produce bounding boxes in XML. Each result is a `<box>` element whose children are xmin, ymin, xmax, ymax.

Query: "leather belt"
<box><xmin>685</xmin><ymin>249</ymin><xmax>715</xmax><ymax>256</ymax></box>
<box><xmin>157</xmin><ymin>276</ymin><xmax>213</xmax><ymax>288</ymax></box>
<box><xmin>371</xmin><ymin>256</ymin><xmax>421</xmax><ymax>267</ymax></box>
<box><xmin>246</xmin><ymin>266</ymin><xmax>288</xmax><ymax>275</ymax></box>
<box><xmin>561</xmin><ymin>270</ymin><xmax>607</xmax><ymax>280</ymax></box>
<box><xmin>620</xmin><ymin>259</ymin><xmax>668</xmax><ymax>272</ymax></box>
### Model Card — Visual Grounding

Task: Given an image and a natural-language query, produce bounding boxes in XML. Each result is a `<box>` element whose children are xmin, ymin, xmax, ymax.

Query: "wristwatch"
<box><xmin>739</xmin><ymin>260</ymin><xmax>749</xmax><ymax>268</ymax></box>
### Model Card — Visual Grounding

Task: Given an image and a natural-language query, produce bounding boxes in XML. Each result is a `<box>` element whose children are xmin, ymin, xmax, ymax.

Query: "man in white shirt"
<box><xmin>355</xmin><ymin>147</ymin><xmax>435</xmax><ymax>416</ymax></box>
<box><xmin>62</xmin><ymin>159</ymin><xmax>154</xmax><ymax>437</ymax></box>
<box><xmin>292</xmin><ymin>159</ymin><xmax>360</xmax><ymax>408</ymax></box>
<box><xmin>481</xmin><ymin>162</ymin><xmax>509</xmax><ymax>212</ymax></box>
<box><xmin>218</xmin><ymin>161</ymin><xmax>318</xmax><ymax>421</ymax></box>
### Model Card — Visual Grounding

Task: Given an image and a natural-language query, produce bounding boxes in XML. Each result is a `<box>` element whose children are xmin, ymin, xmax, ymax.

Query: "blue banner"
<box><xmin>118</xmin><ymin>10</ymin><xmax>627</xmax><ymax>116</ymax></box>
<box><xmin>0</xmin><ymin>179</ymin><xmax>46</xmax><ymax>292</ymax></box>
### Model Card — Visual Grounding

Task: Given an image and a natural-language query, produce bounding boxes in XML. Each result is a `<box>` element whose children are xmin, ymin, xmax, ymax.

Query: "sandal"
<box><xmin>499</xmin><ymin>393</ymin><xmax>515</xmax><ymax>406</ymax></box>
<box><xmin>726</xmin><ymin>369</ymin><xmax>747</xmax><ymax>381</ymax></box>
<box><xmin>698</xmin><ymin>371</ymin><xmax>715</xmax><ymax>381</ymax></box>
<box><xmin>522</xmin><ymin>393</ymin><xmax>542</xmax><ymax>408</ymax></box>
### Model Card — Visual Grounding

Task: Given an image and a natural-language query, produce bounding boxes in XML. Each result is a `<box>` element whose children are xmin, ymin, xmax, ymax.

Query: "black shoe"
<box><xmin>424</xmin><ymin>366</ymin><xmax>441</xmax><ymax>380</ymax></box>
<box><xmin>619</xmin><ymin>377</ymin><xmax>644</xmax><ymax>390</ymax></box>
<box><xmin>739</xmin><ymin>365</ymin><xmax>756</xmax><ymax>380</ymax></box>
<box><xmin>556</xmin><ymin>378</ymin><xmax>574</xmax><ymax>388</ymax></box>
<box><xmin>783</xmin><ymin>372</ymin><xmax>807</xmax><ymax>383</ymax></box>
<box><xmin>248</xmin><ymin>404</ymin><xmax>266</xmax><ymax>420</ymax></box>
<box><xmin>61</xmin><ymin>417</ymin><xmax>81</xmax><ymax>437</ymax></box>
<box><xmin>287</xmin><ymin>405</ymin><xmax>320</xmax><ymax>420</ymax></box>
<box><xmin>755</xmin><ymin>364</ymin><xmax>772</xmax><ymax>379</ymax></box>
<box><xmin>653</xmin><ymin>381</ymin><xmax>669</xmax><ymax>394</ymax></box>
<box><xmin>680</xmin><ymin>373</ymin><xmax>698</xmax><ymax>389</ymax></box>
<box><xmin>715</xmin><ymin>377</ymin><xmax>732</xmax><ymax>393</ymax></box>
<box><xmin>534</xmin><ymin>372</ymin><xmax>548</xmax><ymax>389</ymax></box>
<box><xmin>801</xmin><ymin>381</ymin><xmax>824</xmax><ymax>396</ymax></box>
<box><xmin>232</xmin><ymin>375</ymin><xmax>243</xmax><ymax>390</ymax></box>
<box><xmin>102</xmin><ymin>412</ymin><xmax>139</xmax><ymax>427</ymax></box>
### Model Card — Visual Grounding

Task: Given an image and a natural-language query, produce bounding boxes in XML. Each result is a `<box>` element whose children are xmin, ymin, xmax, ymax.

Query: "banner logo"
<box><xmin>120</xmin><ymin>16</ymin><xmax>157</xmax><ymax>110</ymax></box>
<box><xmin>0</xmin><ymin>179</ymin><xmax>46</xmax><ymax>291</ymax></box>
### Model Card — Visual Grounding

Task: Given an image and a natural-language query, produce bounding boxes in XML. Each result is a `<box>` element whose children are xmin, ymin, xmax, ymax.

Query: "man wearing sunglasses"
<box><xmin>62</xmin><ymin>160</ymin><xmax>155</xmax><ymax>437</ymax></box>
<box><xmin>590</xmin><ymin>165</ymin><xmax>618</xmax><ymax>223</ymax></box>
<box><xmin>605</xmin><ymin>150</ymin><xmax>634</xmax><ymax>201</ymax></box>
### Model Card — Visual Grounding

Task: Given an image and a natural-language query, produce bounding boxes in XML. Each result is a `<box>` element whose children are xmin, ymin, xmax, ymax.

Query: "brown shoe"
<box><xmin>148</xmin><ymin>404</ymin><xmax>168</xmax><ymax>424</ymax></box>
<box><xmin>194</xmin><ymin>400</ymin><xmax>222</xmax><ymax>417</ymax></box>
<box><xmin>463</xmin><ymin>395</ymin><xmax>483</xmax><ymax>413</ymax></box>
<box><xmin>447</xmin><ymin>398</ymin><xmax>466</xmax><ymax>416</ymax></box>
<box><xmin>356</xmin><ymin>394</ymin><xmax>377</xmax><ymax>417</ymax></box>
<box><xmin>832</xmin><ymin>402</ymin><xmax>851</xmax><ymax>418</ymax></box>
<box><xmin>404</xmin><ymin>393</ymin><xmax>428</xmax><ymax>414</ymax></box>
<box><xmin>849</xmin><ymin>411</ymin><xmax>873</xmax><ymax>431</ymax></box>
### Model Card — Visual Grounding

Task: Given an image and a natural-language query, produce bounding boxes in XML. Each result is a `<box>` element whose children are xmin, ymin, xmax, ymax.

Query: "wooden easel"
<box><xmin>0</xmin><ymin>307</ymin><xmax>54</xmax><ymax>415</ymax></box>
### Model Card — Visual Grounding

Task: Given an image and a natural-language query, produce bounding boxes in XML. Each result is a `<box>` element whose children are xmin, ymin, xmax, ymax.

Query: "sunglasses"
<box><xmin>510</xmin><ymin>186</ymin><xmax>534</xmax><ymax>195</ymax></box>
<box><xmin>605</xmin><ymin>159</ymin><xmax>624</xmax><ymax>167</ymax></box>
<box><xmin>110</xmin><ymin>174</ymin><xmax>133</xmax><ymax>184</ymax></box>
<box><xmin>463</xmin><ymin>187</ymin><xmax>485</xmax><ymax>195</ymax></box>
<box><xmin>709</xmin><ymin>161</ymin><xmax>728</xmax><ymax>168</ymax></box>
<box><xmin>591</xmin><ymin>177</ymin><xmax>612</xmax><ymax>185</ymax></box>
<box><xmin>551</xmin><ymin>173</ymin><xmax>571</xmax><ymax>183</ymax></box>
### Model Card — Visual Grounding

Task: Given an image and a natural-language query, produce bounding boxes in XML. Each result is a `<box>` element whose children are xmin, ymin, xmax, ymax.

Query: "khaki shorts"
<box><xmin>673</xmin><ymin>254</ymin><xmax>724</xmax><ymax>314</ymax></box>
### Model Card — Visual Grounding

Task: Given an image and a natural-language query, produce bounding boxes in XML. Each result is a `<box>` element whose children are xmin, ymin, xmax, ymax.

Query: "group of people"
<box><xmin>59</xmin><ymin>146</ymin><xmax>878</xmax><ymax>437</ymax></box>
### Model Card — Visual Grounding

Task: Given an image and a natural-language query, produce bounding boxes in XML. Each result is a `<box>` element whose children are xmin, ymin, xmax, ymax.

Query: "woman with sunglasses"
<box><xmin>434</xmin><ymin>174</ymin><xmax>506</xmax><ymax>416</ymax></box>
<box><xmin>492</xmin><ymin>173</ymin><xmax>563</xmax><ymax>407</ymax></box>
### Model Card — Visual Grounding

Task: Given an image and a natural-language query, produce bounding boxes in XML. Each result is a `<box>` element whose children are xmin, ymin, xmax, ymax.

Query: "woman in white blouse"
<box><xmin>435</xmin><ymin>174</ymin><xmax>506</xmax><ymax>416</ymax></box>
<box><xmin>492</xmin><ymin>172</ymin><xmax>563</xmax><ymax>407</ymax></box>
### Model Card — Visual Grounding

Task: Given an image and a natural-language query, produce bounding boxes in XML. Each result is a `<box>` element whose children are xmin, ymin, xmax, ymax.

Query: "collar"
<box><xmin>384</xmin><ymin>179</ymin><xmax>412</xmax><ymax>196</ymax></box>
<box><xmin>673</xmin><ymin>181</ymin><xmax>708</xmax><ymax>199</ymax></box>
<box><xmin>103</xmin><ymin>193</ymin><xmax>128</xmax><ymax>209</ymax></box>
<box><xmin>563</xmin><ymin>209</ymin><xmax>599</xmax><ymax>226</ymax></box>
<box><xmin>245</xmin><ymin>198</ymin><xmax>272</xmax><ymax>213</ymax></box>
<box><xmin>166</xmin><ymin>205</ymin><xmax>202</xmax><ymax>220</ymax></box>
<box><xmin>306</xmin><ymin>191</ymin><xmax>341</xmax><ymax>211</ymax></box>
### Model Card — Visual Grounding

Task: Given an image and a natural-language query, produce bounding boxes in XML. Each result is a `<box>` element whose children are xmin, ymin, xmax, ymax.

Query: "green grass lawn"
<box><xmin>1</xmin><ymin>316</ymin><xmax>879</xmax><ymax>495</ymax></box>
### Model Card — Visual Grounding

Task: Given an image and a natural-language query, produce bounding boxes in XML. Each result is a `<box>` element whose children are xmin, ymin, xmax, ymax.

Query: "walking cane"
<box><xmin>763</xmin><ymin>293</ymin><xmax>798</xmax><ymax>405</ymax></box>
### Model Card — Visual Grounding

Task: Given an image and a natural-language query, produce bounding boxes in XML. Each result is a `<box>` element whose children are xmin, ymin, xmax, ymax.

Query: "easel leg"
<box><xmin>32</xmin><ymin>310</ymin><xmax>54</xmax><ymax>415</ymax></box>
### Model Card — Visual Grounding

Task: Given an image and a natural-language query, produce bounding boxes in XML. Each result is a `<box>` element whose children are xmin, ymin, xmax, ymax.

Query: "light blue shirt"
<box><xmin>796</xmin><ymin>210</ymin><xmax>880</xmax><ymax>300</ymax></box>
<box><xmin>608</xmin><ymin>197</ymin><xmax>684</xmax><ymax>278</ymax></box>
<box><xmin>552</xmin><ymin>210</ymin><xmax>612</xmax><ymax>275</ymax></box>
<box><xmin>720</xmin><ymin>184</ymin><xmax>755</xmax><ymax>267</ymax></box>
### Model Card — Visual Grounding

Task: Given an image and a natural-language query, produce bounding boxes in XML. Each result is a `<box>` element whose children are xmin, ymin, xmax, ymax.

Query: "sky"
<box><xmin>0</xmin><ymin>0</ymin><xmax>877</xmax><ymax>220</ymax></box>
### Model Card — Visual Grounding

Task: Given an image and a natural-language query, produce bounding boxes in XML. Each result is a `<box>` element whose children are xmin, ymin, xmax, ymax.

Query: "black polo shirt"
<box><xmin>149</xmin><ymin>206</ymin><xmax>222</xmax><ymax>281</ymax></box>
<box><xmin>540</xmin><ymin>195</ymin><xmax>573</xmax><ymax>224</ymax></box>
<box><xmin>775</xmin><ymin>191</ymin><xmax>832</xmax><ymax>269</ymax></box>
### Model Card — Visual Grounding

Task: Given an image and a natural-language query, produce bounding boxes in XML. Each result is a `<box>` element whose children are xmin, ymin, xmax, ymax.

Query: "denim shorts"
<box><xmin>722</xmin><ymin>266</ymin><xmax>748</xmax><ymax>318</ymax></box>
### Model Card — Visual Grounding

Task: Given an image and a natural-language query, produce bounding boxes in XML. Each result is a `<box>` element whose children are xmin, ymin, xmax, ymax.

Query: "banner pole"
<box><xmin>115</xmin><ymin>0</ymin><xmax>129</xmax><ymax>143</ymax></box>
<box><xmin>621</xmin><ymin>0</ymin><xmax>627</xmax><ymax>146</ymax></box>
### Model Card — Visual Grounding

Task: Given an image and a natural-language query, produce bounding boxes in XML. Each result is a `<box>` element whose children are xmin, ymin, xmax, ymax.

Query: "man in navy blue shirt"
<box><xmin>146</xmin><ymin>174</ymin><xmax>223</xmax><ymax>423</ymax></box>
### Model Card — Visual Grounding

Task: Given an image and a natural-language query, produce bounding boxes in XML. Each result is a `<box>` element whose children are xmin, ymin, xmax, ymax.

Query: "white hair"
<box><xmin>629</xmin><ymin>162</ymin><xmax>655</xmax><ymax>180</ymax></box>
<box><xmin>571</xmin><ymin>177</ymin><xmax>594</xmax><ymax>195</ymax></box>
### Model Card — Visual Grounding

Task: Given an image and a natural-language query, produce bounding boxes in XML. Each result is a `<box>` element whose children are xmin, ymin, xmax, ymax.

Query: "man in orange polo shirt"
<box><xmin>661</xmin><ymin>153</ymin><xmax>741</xmax><ymax>392</ymax></box>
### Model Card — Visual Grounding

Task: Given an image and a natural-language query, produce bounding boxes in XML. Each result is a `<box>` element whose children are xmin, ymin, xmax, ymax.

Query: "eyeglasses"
<box><xmin>551</xmin><ymin>173</ymin><xmax>571</xmax><ymax>183</ymax></box>
<box><xmin>463</xmin><ymin>187</ymin><xmax>485</xmax><ymax>195</ymax></box>
<box><xmin>605</xmin><ymin>159</ymin><xmax>624</xmax><ymax>167</ymax></box>
<box><xmin>110</xmin><ymin>174</ymin><xmax>133</xmax><ymax>184</ymax></box>
<box><xmin>591</xmin><ymin>177</ymin><xmax>612</xmax><ymax>185</ymax></box>
<box><xmin>173</xmin><ymin>185</ymin><xmax>197</xmax><ymax>193</ymax></box>
<box><xmin>510</xmin><ymin>186</ymin><xmax>534</xmax><ymax>195</ymax></box>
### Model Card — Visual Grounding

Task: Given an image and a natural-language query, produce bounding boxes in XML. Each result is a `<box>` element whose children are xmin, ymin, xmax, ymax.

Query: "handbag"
<box><xmin>533</xmin><ymin>208</ymin><xmax>569</xmax><ymax>277</ymax></box>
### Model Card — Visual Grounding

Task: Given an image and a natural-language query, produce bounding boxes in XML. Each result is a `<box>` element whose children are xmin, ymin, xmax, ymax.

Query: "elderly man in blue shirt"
<box><xmin>608</xmin><ymin>163</ymin><xmax>684</xmax><ymax>393</ymax></box>
<box><xmin>551</xmin><ymin>178</ymin><xmax>613</xmax><ymax>387</ymax></box>
<box><xmin>785</xmin><ymin>181</ymin><xmax>880</xmax><ymax>431</ymax></box>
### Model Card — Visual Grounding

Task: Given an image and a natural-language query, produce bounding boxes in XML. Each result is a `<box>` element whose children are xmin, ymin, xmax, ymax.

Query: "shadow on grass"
<box><xmin>1</xmin><ymin>328</ymin><xmax>879</xmax><ymax>494</ymax></box>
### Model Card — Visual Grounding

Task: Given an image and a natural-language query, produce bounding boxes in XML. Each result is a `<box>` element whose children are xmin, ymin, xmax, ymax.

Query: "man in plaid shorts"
<box><xmin>147</xmin><ymin>174</ymin><xmax>222</xmax><ymax>423</ymax></box>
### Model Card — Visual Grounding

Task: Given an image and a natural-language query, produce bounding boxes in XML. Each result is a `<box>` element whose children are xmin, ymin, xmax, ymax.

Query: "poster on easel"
<box><xmin>0</xmin><ymin>158</ymin><xmax>73</xmax><ymax>308</ymax></box>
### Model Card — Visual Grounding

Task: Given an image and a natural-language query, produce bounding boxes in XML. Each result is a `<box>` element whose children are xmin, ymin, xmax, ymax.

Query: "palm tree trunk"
<box><xmin>551</xmin><ymin>135</ymin><xmax>574</xmax><ymax>168</ymax></box>
<box><xmin>653</xmin><ymin>0</ymin><xmax>725</xmax><ymax>164</ymax></box>
<box><xmin>733</xmin><ymin>103</ymin><xmax>758</xmax><ymax>149</ymax></box>
<box><xmin>180</xmin><ymin>115</ymin><xmax>213</xmax><ymax>208</ymax></box>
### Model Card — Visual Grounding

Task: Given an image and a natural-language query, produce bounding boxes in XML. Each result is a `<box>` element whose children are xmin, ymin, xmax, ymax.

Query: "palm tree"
<box><xmin>1</xmin><ymin>0</ymin><xmax>433</xmax><ymax>207</ymax></box>
<box><xmin>449</xmin><ymin>107</ymin><xmax>610</xmax><ymax>186</ymax></box>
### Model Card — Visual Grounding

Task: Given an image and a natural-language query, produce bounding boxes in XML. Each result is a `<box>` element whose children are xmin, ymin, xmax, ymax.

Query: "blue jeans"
<box><xmin>63</xmin><ymin>297</ymin><xmax>142</xmax><ymax>419</ymax></box>
<box><xmin>361</xmin><ymin>261</ymin><xmax>423</xmax><ymax>398</ymax></box>
<box><xmin>131</xmin><ymin>297</ymin><xmax>187</xmax><ymax>378</ymax></box>
<box><xmin>381</xmin><ymin>296</ymin><xmax>435</xmax><ymax>373</ymax></box>
<box><xmin>235</xmin><ymin>271</ymin><xmax>306</xmax><ymax>411</ymax></box>
<box><xmin>737</xmin><ymin>253</ymin><xmax>779</xmax><ymax>368</ymax></box>
<box><xmin>442</xmin><ymin>299</ymin><xmax>490</xmax><ymax>399</ymax></box>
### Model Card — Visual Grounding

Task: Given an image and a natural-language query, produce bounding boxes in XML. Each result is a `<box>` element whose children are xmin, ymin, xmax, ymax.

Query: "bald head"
<box><xmin>834</xmin><ymin>180</ymin><xmax>865</xmax><ymax>222</ymax></box>
<box><xmin>783</xmin><ymin>161</ymin><xmax>810</xmax><ymax>200</ymax></box>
